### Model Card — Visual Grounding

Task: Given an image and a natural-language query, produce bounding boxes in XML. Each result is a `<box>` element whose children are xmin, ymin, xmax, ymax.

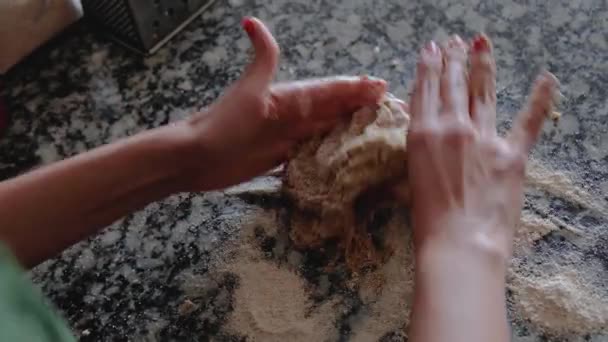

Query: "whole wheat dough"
<box><xmin>284</xmin><ymin>94</ymin><xmax>410</xmax><ymax>269</ymax></box>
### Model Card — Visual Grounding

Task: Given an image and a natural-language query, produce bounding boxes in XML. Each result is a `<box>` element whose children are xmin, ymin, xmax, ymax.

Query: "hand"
<box><xmin>407</xmin><ymin>35</ymin><xmax>558</xmax><ymax>260</ymax></box>
<box><xmin>181</xmin><ymin>17</ymin><xmax>387</xmax><ymax>191</ymax></box>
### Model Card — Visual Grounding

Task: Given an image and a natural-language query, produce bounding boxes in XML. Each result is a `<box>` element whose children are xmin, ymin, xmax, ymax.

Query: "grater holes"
<box><xmin>83</xmin><ymin>0</ymin><xmax>216</xmax><ymax>53</ymax></box>
<box><xmin>82</xmin><ymin>0</ymin><xmax>141</xmax><ymax>48</ymax></box>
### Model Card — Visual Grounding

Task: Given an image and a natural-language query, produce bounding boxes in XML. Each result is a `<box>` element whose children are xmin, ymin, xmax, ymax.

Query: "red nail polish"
<box><xmin>242</xmin><ymin>17</ymin><xmax>255</xmax><ymax>37</ymax></box>
<box><xmin>472</xmin><ymin>35</ymin><xmax>490</xmax><ymax>52</ymax></box>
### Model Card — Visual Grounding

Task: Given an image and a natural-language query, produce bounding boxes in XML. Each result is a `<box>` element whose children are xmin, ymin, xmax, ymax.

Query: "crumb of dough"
<box><xmin>549</xmin><ymin>111</ymin><xmax>562</xmax><ymax>121</ymax></box>
<box><xmin>284</xmin><ymin>94</ymin><xmax>410</xmax><ymax>270</ymax></box>
<box><xmin>177</xmin><ymin>299</ymin><xmax>198</xmax><ymax>316</ymax></box>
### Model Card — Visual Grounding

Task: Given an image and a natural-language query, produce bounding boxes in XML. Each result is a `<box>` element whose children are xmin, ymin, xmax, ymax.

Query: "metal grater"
<box><xmin>81</xmin><ymin>0</ymin><xmax>217</xmax><ymax>54</ymax></box>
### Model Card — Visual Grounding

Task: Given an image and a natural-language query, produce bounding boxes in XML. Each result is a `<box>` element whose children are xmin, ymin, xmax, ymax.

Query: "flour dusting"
<box><xmin>226</xmin><ymin>260</ymin><xmax>340</xmax><ymax>342</ymax></box>
<box><xmin>511</xmin><ymin>271</ymin><xmax>608</xmax><ymax>334</ymax></box>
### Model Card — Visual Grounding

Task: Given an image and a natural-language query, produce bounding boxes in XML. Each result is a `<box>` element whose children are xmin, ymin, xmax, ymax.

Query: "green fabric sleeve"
<box><xmin>0</xmin><ymin>243</ymin><xmax>76</xmax><ymax>342</ymax></box>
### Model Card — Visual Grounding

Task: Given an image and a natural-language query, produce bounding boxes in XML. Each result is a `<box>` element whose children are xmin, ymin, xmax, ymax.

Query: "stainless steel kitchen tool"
<box><xmin>81</xmin><ymin>0</ymin><xmax>217</xmax><ymax>54</ymax></box>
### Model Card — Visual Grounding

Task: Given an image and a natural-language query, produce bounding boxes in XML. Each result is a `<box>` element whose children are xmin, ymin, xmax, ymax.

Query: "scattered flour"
<box><xmin>226</xmin><ymin>260</ymin><xmax>340</xmax><ymax>342</ymax></box>
<box><xmin>526</xmin><ymin>160</ymin><xmax>607</xmax><ymax>215</ymax></box>
<box><xmin>511</xmin><ymin>271</ymin><xmax>608</xmax><ymax>334</ymax></box>
<box><xmin>213</xmin><ymin>215</ymin><xmax>341</xmax><ymax>342</ymax></box>
<box><xmin>350</xmin><ymin>213</ymin><xmax>415</xmax><ymax>341</ymax></box>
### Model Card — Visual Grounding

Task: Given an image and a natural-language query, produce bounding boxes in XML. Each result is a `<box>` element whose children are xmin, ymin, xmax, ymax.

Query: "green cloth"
<box><xmin>0</xmin><ymin>244</ymin><xmax>75</xmax><ymax>342</ymax></box>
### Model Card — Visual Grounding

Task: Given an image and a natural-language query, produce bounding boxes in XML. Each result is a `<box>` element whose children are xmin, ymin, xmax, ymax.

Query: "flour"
<box><xmin>211</xmin><ymin>215</ymin><xmax>339</xmax><ymax>342</ymax></box>
<box><xmin>510</xmin><ymin>271</ymin><xmax>608</xmax><ymax>334</ymax></box>
<box><xmin>526</xmin><ymin>160</ymin><xmax>607</xmax><ymax>215</ymax></box>
<box><xmin>515</xmin><ymin>212</ymin><xmax>559</xmax><ymax>248</ymax></box>
<box><xmin>226</xmin><ymin>260</ymin><xmax>340</xmax><ymax>342</ymax></box>
<box><xmin>349</xmin><ymin>213</ymin><xmax>414</xmax><ymax>342</ymax></box>
<box><xmin>511</xmin><ymin>165</ymin><xmax>608</xmax><ymax>336</ymax></box>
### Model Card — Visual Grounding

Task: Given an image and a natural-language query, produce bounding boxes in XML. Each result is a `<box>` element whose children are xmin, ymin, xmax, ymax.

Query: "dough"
<box><xmin>284</xmin><ymin>94</ymin><xmax>410</xmax><ymax>270</ymax></box>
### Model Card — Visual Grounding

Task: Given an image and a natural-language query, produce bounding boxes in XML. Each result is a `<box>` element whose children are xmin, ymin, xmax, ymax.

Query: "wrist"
<box><xmin>414</xmin><ymin>230</ymin><xmax>511</xmax><ymax>275</ymax></box>
<box><xmin>413</xmin><ymin>212</ymin><xmax>514</xmax><ymax>263</ymax></box>
<box><xmin>140</xmin><ymin>122</ymin><xmax>200</xmax><ymax>193</ymax></box>
<box><xmin>410</xmin><ymin>233</ymin><xmax>510</xmax><ymax>342</ymax></box>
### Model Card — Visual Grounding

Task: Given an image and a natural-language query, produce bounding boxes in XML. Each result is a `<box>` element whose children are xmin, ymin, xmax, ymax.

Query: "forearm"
<box><xmin>0</xmin><ymin>123</ymin><xmax>193</xmax><ymax>267</ymax></box>
<box><xmin>409</xmin><ymin>237</ymin><xmax>510</xmax><ymax>342</ymax></box>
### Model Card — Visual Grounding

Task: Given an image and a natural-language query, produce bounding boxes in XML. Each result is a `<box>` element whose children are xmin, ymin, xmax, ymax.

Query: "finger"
<box><xmin>384</xmin><ymin>92</ymin><xmax>409</xmax><ymax>113</ymax></box>
<box><xmin>508</xmin><ymin>71</ymin><xmax>559</xmax><ymax>153</ymax></box>
<box><xmin>410</xmin><ymin>41</ymin><xmax>442</xmax><ymax>127</ymax></box>
<box><xmin>439</xmin><ymin>35</ymin><xmax>469</xmax><ymax>121</ymax></box>
<box><xmin>241</xmin><ymin>17</ymin><xmax>280</xmax><ymax>85</ymax></box>
<box><xmin>387</xmin><ymin>95</ymin><xmax>409</xmax><ymax>113</ymax></box>
<box><xmin>270</xmin><ymin>75</ymin><xmax>387</xmax><ymax>121</ymax></box>
<box><xmin>468</xmin><ymin>34</ymin><xmax>497</xmax><ymax>135</ymax></box>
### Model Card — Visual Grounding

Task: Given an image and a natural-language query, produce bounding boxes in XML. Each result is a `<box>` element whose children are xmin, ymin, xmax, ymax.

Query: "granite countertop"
<box><xmin>1</xmin><ymin>0</ymin><xmax>607</xmax><ymax>341</ymax></box>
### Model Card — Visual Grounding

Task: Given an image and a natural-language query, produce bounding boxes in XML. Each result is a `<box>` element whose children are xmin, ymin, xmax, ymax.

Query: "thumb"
<box><xmin>240</xmin><ymin>17</ymin><xmax>280</xmax><ymax>86</ymax></box>
<box><xmin>508</xmin><ymin>71</ymin><xmax>559</xmax><ymax>153</ymax></box>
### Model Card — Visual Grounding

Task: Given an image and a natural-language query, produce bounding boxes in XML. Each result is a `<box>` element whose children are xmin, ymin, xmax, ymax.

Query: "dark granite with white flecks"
<box><xmin>1</xmin><ymin>0</ymin><xmax>607</xmax><ymax>341</ymax></box>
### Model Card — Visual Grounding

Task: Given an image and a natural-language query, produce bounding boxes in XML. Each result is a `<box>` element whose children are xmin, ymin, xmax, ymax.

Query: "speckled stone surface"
<box><xmin>1</xmin><ymin>0</ymin><xmax>607</xmax><ymax>341</ymax></box>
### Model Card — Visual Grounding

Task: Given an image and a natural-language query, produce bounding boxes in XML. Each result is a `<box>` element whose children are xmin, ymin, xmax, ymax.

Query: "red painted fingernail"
<box><xmin>242</xmin><ymin>17</ymin><xmax>255</xmax><ymax>37</ymax></box>
<box><xmin>472</xmin><ymin>35</ymin><xmax>490</xmax><ymax>52</ymax></box>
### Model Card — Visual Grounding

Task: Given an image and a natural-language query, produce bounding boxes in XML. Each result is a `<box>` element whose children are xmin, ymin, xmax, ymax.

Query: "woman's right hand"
<box><xmin>406</xmin><ymin>35</ymin><xmax>558</xmax><ymax>261</ymax></box>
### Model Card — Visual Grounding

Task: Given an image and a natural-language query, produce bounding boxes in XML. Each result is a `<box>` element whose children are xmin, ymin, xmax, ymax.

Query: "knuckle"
<box><xmin>416</xmin><ymin>60</ymin><xmax>431</xmax><ymax>77</ymax></box>
<box><xmin>509</xmin><ymin>153</ymin><xmax>527</xmax><ymax>175</ymax></box>
<box><xmin>443</xmin><ymin>45</ymin><xmax>467</xmax><ymax>63</ymax></box>
<box><xmin>493</xmin><ymin>149</ymin><xmax>526</xmax><ymax>177</ymax></box>
<box><xmin>408</xmin><ymin>124</ymin><xmax>440</xmax><ymax>144</ymax></box>
<box><xmin>441</xmin><ymin>120</ymin><xmax>475</xmax><ymax>144</ymax></box>
<box><xmin>263</xmin><ymin>89</ymin><xmax>281</xmax><ymax>119</ymax></box>
<box><xmin>473</xmin><ymin>55</ymin><xmax>496</xmax><ymax>73</ymax></box>
<box><xmin>417</xmin><ymin>53</ymin><xmax>442</xmax><ymax>74</ymax></box>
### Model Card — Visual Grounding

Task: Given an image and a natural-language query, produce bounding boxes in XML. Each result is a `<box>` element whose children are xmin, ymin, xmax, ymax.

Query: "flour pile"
<box><xmin>226</xmin><ymin>259</ymin><xmax>340</xmax><ymax>342</ymax></box>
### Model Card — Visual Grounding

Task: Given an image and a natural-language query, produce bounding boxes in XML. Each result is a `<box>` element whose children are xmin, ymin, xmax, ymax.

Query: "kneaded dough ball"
<box><xmin>284</xmin><ymin>94</ymin><xmax>410</xmax><ymax>270</ymax></box>
<box><xmin>285</xmin><ymin>94</ymin><xmax>409</xmax><ymax>212</ymax></box>
<box><xmin>284</xmin><ymin>94</ymin><xmax>410</xmax><ymax>212</ymax></box>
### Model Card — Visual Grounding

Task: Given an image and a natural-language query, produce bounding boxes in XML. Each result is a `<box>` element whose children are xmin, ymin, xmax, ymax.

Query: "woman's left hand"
<box><xmin>180</xmin><ymin>17</ymin><xmax>387</xmax><ymax>191</ymax></box>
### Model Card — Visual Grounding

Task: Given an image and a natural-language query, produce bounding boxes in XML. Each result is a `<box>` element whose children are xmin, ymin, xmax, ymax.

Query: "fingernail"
<box><xmin>542</xmin><ymin>70</ymin><xmax>559</xmax><ymax>86</ymax></box>
<box><xmin>362</xmin><ymin>75</ymin><xmax>385</xmax><ymax>84</ymax></box>
<box><xmin>424</xmin><ymin>41</ymin><xmax>439</xmax><ymax>55</ymax></box>
<box><xmin>451</xmin><ymin>35</ymin><xmax>466</xmax><ymax>48</ymax></box>
<box><xmin>242</xmin><ymin>17</ymin><xmax>255</xmax><ymax>38</ymax></box>
<box><xmin>361</xmin><ymin>75</ymin><xmax>387</xmax><ymax>100</ymax></box>
<box><xmin>472</xmin><ymin>35</ymin><xmax>490</xmax><ymax>52</ymax></box>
